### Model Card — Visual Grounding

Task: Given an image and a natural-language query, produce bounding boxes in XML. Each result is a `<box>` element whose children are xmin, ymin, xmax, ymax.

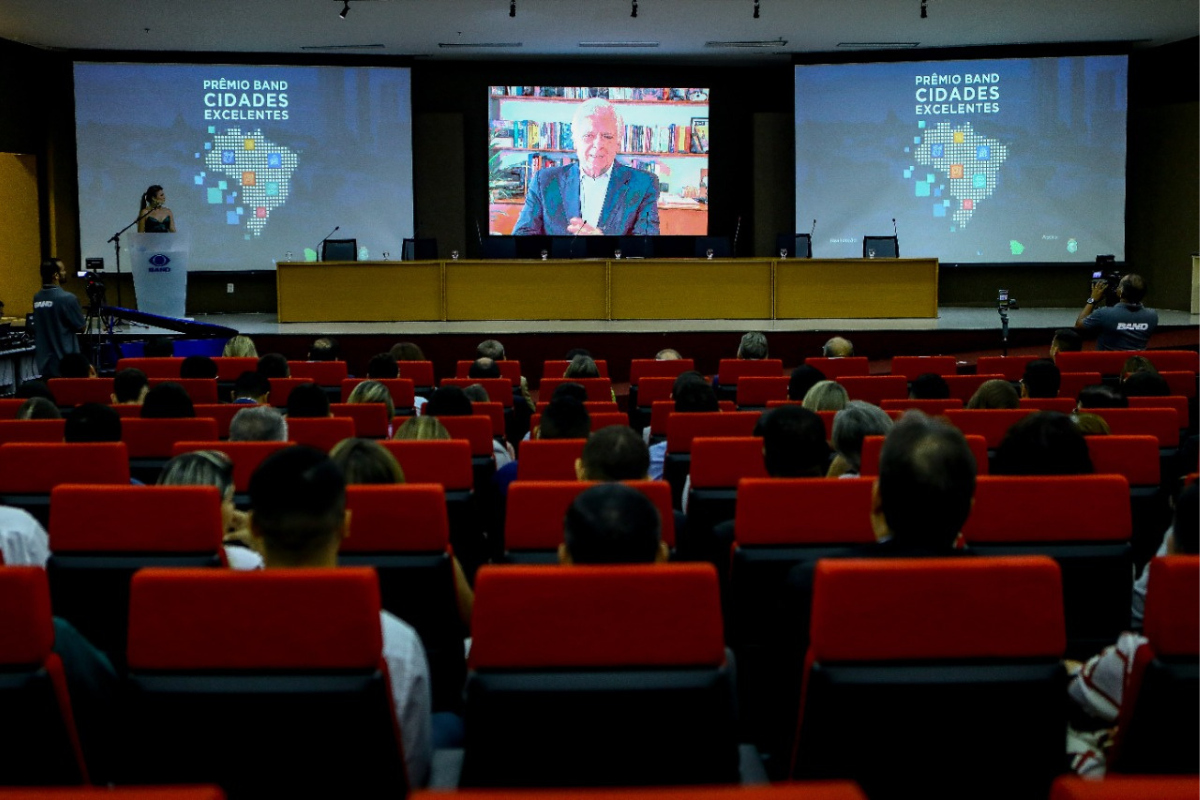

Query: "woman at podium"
<box><xmin>137</xmin><ymin>184</ymin><xmax>176</xmax><ymax>233</ymax></box>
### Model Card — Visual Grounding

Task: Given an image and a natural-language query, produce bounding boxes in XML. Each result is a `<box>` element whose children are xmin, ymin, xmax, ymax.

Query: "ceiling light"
<box><xmin>837</xmin><ymin>41</ymin><xmax>920</xmax><ymax>48</ymax></box>
<box><xmin>339</xmin><ymin>0</ymin><xmax>350</xmax><ymax>19</ymax></box>
<box><xmin>509</xmin><ymin>0</ymin><xmax>516</xmax><ymax>17</ymax></box>
<box><xmin>437</xmin><ymin>41</ymin><xmax>524</xmax><ymax>48</ymax></box>
<box><xmin>578</xmin><ymin>41</ymin><xmax>660</xmax><ymax>48</ymax></box>
<box><xmin>631</xmin><ymin>0</ymin><xmax>638</xmax><ymax>18</ymax></box>
<box><xmin>704</xmin><ymin>39</ymin><xmax>786</xmax><ymax>48</ymax></box>
<box><xmin>753</xmin><ymin>0</ymin><xmax>760</xmax><ymax>19</ymax></box>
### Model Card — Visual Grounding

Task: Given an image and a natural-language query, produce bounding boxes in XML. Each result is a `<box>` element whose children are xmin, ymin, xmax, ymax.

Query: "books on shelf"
<box><xmin>492</xmin><ymin>121</ymin><xmax>706</xmax><ymax>156</ymax></box>
<box><xmin>490</xmin><ymin>86</ymin><xmax>707</xmax><ymax>102</ymax></box>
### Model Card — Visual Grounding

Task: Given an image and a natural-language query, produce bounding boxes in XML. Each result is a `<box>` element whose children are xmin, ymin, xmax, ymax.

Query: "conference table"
<box><xmin>275</xmin><ymin>257</ymin><xmax>938</xmax><ymax>323</ymax></box>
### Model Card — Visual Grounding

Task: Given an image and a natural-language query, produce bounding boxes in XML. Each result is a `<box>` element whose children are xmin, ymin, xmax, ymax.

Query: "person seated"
<box><xmin>58</xmin><ymin>352</ymin><xmax>97</xmax><ymax>379</ymax></box>
<box><xmin>393</xmin><ymin>416</ymin><xmax>451</xmax><ymax>441</ymax></box>
<box><xmin>576</xmin><ymin>425</ymin><xmax>650</xmax><ymax>482</ymax></box>
<box><xmin>229</xmin><ymin>405</ymin><xmax>288</xmax><ymax>442</ymax></box>
<box><xmin>966</xmin><ymin>378</ymin><xmax>1019</xmax><ymax>410</ymax></box>
<box><xmin>1050</xmin><ymin>328</ymin><xmax>1083</xmax><ymax>360</ymax></box>
<box><xmin>426</xmin><ymin>385</ymin><xmax>511</xmax><ymax>467</ymax></box>
<box><xmin>256</xmin><ymin>353</ymin><xmax>290</xmax><ymax>379</ymax></box>
<box><xmin>737</xmin><ymin>331</ymin><xmax>768</xmax><ymax>360</ymax></box>
<box><xmin>802</xmin><ymin>380</ymin><xmax>849</xmax><ymax>412</ymax></box>
<box><xmin>347</xmin><ymin>380</ymin><xmax>396</xmax><ymax>434</ymax></box>
<box><xmin>65</xmin><ymin>402</ymin><xmax>121</xmax><ymax>443</ymax></box>
<box><xmin>1120</xmin><ymin>370</ymin><xmax>1171</xmax><ymax>398</ymax></box>
<box><xmin>468</xmin><ymin>358</ymin><xmax>501</xmax><ymax>380</ymax></box>
<box><xmin>495</xmin><ymin>395</ymin><xmax>591</xmax><ymax>494</ymax></box>
<box><xmin>180</xmin><ymin>355</ymin><xmax>218</xmax><ymax>380</ymax></box>
<box><xmin>231</xmin><ymin>371</ymin><xmax>271</xmax><ymax>404</ymax></box>
<box><xmin>1120</xmin><ymin>355</ymin><xmax>1159</xmax><ymax>381</ymax></box>
<box><xmin>222</xmin><ymin>334</ymin><xmax>257</xmax><ymax>358</ymax></box>
<box><xmin>759</xmin><ymin>404</ymin><xmax>831</xmax><ymax>479</ymax></box>
<box><xmin>563</xmin><ymin>355</ymin><xmax>601</xmax><ymax>379</ymax></box>
<box><xmin>822</xmin><ymin>336</ymin><xmax>855</xmax><ymax>358</ymax></box>
<box><xmin>329</xmin><ymin>437</ymin><xmax>406</xmax><ymax>485</ymax></box>
<box><xmin>111</xmin><ymin>368</ymin><xmax>149</xmax><ymax>405</ymax></box>
<box><xmin>910</xmin><ymin>372</ymin><xmax>951</xmax><ymax>400</ymax></box>
<box><xmin>1132</xmin><ymin>481</ymin><xmax>1199</xmax><ymax>628</ymax></box>
<box><xmin>476</xmin><ymin>338</ymin><xmax>534</xmax><ymax>413</ymax></box>
<box><xmin>648</xmin><ymin>374</ymin><xmax>719</xmax><ymax>480</ymax></box>
<box><xmin>389</xmin><ymin>342</ymin><xmax>425</xmax><ymax>363</ymax></box>
<box><xmin>992</xmin><ymin>411</ymin><xmax>1093</xmax><ymax>476</ymax></box>
<box><xmin>828</xmin><ymin>401</ymin><xmax>893</xmax><ymax>478</ymax></box>
<box><xmin>246</xmin><ymin>446</ymin><xmax>432</xmax><ymax>785</ymax></box>
<box><xmin>655</xmin><ymin>348</ymin><xmax>682</xmax><ymax>361</ymax></box>
<box><xmin>462</xmin><ymin>384</ymin><xmax>490</xmax><ymax>404</ymax></box>
<box><xmin>286</xmin><ymin>383</ymin><xmax>331</xmax><ymax>419</ymax></box>
<box><xmin>366</xmin><ymin>353</ymin><xmax>400</xmax><ymax>379</ymax></box>
<box><xmin>16</xmin><ymin>397</ymin><xmax>61</xmax><ymax>420</ymax></box>
<box><xmin>308</xmin><ymin>337</ymin><xmax>340</xmax><ymax>362</ymax></box>
<box><xmin>788</xmin><ymin>365</ymin><xmax>826</xmax><ymax>401</ymax></box>
<box><xmin>141</xmin><ymin>382</ymin><xmax>195</xmax><ymax>418</ymax></box>
<box><xmin>1077</xmin><ymin>384</ymin><xmax>1127</xmax><ymax>409</ymax></box>
<box><xmin>1072</xmin><ymin>412</ymin><xmax>1112</xmax><ymax>436</ymax></box>
<box><xmin>559</xmin><ymin>483</ymin><xmax>668</xmax><ymax>566</ymax></box>
<box><xmin>1020</xmin><ymin>358</ymin><xmax>1061</xmax><ymax>399</ymax></box>
<box><xmin>157</xmin><ymin>450</ymin><xmax>261</xmax><ymax>569</ymax></box>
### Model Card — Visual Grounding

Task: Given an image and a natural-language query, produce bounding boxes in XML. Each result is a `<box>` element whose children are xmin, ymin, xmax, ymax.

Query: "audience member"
<box><xmin>140</xmin><ymin>382</ymin><xmax>195</xmax><ymax>418</ymax></box>
<box><xmin>992</xmin><ymin>411</ymin><xmax>1093</xmax><ymax>476</ymax></box>
<box><xmin>256</xmin><ymin>353</ymin><xmax>290</xmax><ymax>379</ymax></box>
<box><xmin>559</xmin><ymin>483</ymin><xmax>667</xmax><ymax>566</ymax></box>
<box><xmin>58</xmin><ymin>352</ymin><xmax>97</xmax><ymax>379</ymax></box>
<box><xmin>222</xmin><ymin>334</ymin><xmax>258</xmax><ymax>358</ymax></box>
<box><xmin>476</xmin><ymin>339</ymin><xmax>506</xmax><ymax>361</ymax></box>
<box><xmin>308</xmin><ymin>337</ymin><xmax>340</xmax><ymax>361</ymax></box>
<box><xmin>802</xmin><ymin>380</ymin><xmax>848</xmax><ymax>412</ymax></box>
<box><xmin>1076</xmin><ymin>385</ymin><xmax>1127</xmax><ymax>409</ymax></box>
<box><xmin>1120</xmin><ymin>355</ymin><xmax>1158</xmax><ymax>380</ymax></box>
<box><xmin>476</xmin><ymin>338</ymin><xmax>534</xmax><ymax>418</ymax></box>
<box><xmin>346</xmin><ymin>380</ymin><xmax>396</xmax><ymax>430</ymax></box>
<box><xmin>64</xmin><ymin>402</ymin><xmax>122</xmax><ymax>443</ymax></box>
<box><xmin>759</xmin><ymin>405</ymin><xmax>831</xmax><ymax>478</ymax></box>
<box><xmin>1120</xmin><ymin>370</ymin><xmax>1171</xmax><ymax>398</ymax></box>
<box><xmin>495</xmin><ymin>395</ymin><xmax>591</xmax><ymax>494</ymax></box>
<box><xmin>468</xmin><ymin>357</ymin><xmax>501</xmax><ymax>379</ymax></box>
<box><xmin>648</xmin><ymin>374</ymin><xmax>718</xmax><ymax>480</ymax></box>
<box><xmin>550</xmin><ymin>381</ymin><xmax>589</xmax><ymax>405</ymax></box>
<box><xmin>1132</xmin><ymin>481</ymin><xmax>1199</xmax><ymax>628</ymax></box>
<box><xmin>16</xmin><ymin>397</ymin><xmax>61</xmax><ymax>420</ymax></box>
<box><xmin>966</xmin><ymin>379</ymin><xmax>1019</xmax><ymax>410</ymax></box>
<box><xmin>180</xmin><ymin>355</ymin><xmax>218</xmax><ymax>379</ymax></box>
<box><xmin>828</xmin><ymin>401</ymin><xmax>894</xmax><ymax>478</ymax></box>
<box><xmin>1050</xmin><ymin>328</ymin><xmax>1083</xmax><ymax>359</ymax></box>
<box><xmin>426</xmin><ymin>385</ymin><xmax>473</xmax><ymax>417</ymax></box>
<box><xmin>788</xmin><ymin>365</ymin><xmax>826</xmax><ymax>401</ymax></box>
<box><xmin>0</xmin><ymin>499</ymin><xmax>49</xmax><ymax>566</ymax></box>
<box><xmin>389</xmin><ymin>342</ymin><xmax>425</xmax><ymax>362</ymax></box>
<box><xmin>737</xmin><ymin>331</ymin><xmax>768</xmax><ymax>360</ymax></box>
<box><xmin>111</xmin><ymin>368</ymin><xmax>149</xmax><ymax>405</ymax></box>
<box><xmin>577</xmin><ymin>425</ymin><xmax>650</xmax><ymax>481</ymax></box>
<box><xmin>286</xmin><ymin>383</ymin><xmax>331</xmax><ymax>418</ymax></box>
<box><xmin>565</xmin><ymin>348</ymin><xmax>591</xmax><ymax>360</ymax></box>
<box><xmin>1020</xmin><ymin>358</ymin><xmax>1062</xmax><ymax>399</ymax></box>
<box><xmin>393</xmin><ymin>416</ymin><xmax>450</xmax><ymax>440</ymax></box>
<box><xmin>15</xmin><ymin>380</ymin><xmax>55</xmax><ymax>402</ymax></box>
<box><xmin>329</xmin><ymin>438</ymin><xmax>406</xmax><ymax>484</ymax></box>
<box><xmin>910</xmin><ymin>372</ymin><xmax>951</xmax><ymax>400</ymax></box>
<box><xmin>366</xmin><ymin>353</ymin><xmax>400</xmax><ymax>379</ymax></box>
<box><xmin>157</xmin><ymin>450</ymin><xmax>260</xmax><ymax>569</ymax></box>
<box><xmin>246</xmin><ymin>445</ymin><xmax>432</xmax><ymax>785</ymax></box>
<box><xmin>1072</xmin><ymin>412</ymin><xmax>1112</xmax><ymax>436</ymax></box>
<box><xmin>231</xmin><ymin>371</ymin><xmax>271</xmax><ymax>404</ymax></box>
<box><xmin>822</xmin><ymin>336</ymin><xmax>854</xmax><ymax>358</ymax></box>
<box><xmin>563</xmin><ymin>355</ymin><xmax>601</xmax><ymax>379</ymax></box>
<box><xmin>229</xmin><ymin>405</ymin><xmax>288</xmax><ymax>442</ymax></box>
<box><xmin>655</xmin><ymin>348</ymin><xmax>682</xmax><ymax>361</ymax></box>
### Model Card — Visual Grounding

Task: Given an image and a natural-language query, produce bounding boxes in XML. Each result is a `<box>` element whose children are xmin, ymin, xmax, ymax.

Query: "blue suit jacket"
<box><xmin>511</xmin><ymin>162</ymin><xmax>660</xmax><ymax>236</ymax></box>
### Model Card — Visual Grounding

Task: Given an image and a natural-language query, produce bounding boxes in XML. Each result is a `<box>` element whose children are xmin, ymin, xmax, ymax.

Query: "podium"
<box><xmin>127</xmin><ymin>232</ymin><xmax>189</xmax><ymax>319</ymax></box>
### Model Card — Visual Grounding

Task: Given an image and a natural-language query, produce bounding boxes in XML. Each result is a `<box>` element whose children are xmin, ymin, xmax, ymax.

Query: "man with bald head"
<box><xmin>822</xmin><ymin>337</ymin><xmax>854</xmax><ymax>358</ymax></box>
<box><xmin>512</xmin><ymin>97</ymin><xmax>660</xmax><ymax>236</ymax></box>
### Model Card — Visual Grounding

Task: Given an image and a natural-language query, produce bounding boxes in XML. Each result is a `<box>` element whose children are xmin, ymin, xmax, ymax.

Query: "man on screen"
<box><xmin>512</xmin><ymin>98</ymin><xmax>660</xmax><ymax>237</ymax></box>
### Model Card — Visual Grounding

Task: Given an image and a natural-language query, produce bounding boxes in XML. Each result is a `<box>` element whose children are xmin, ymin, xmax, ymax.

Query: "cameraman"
<box><xmin>32</xmin><ymin>259</ymin><xmax>86</xmax><ymax>378</ymax></box>
<box><xmin>1075</xmin><ymin>272</ymin><xmax>1158</xmax><ymax>351</ymax></box>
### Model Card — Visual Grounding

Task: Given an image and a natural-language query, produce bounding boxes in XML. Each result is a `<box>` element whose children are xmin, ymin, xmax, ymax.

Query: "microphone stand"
<box><xmin>106</xmin><ymin>210</ymin><xmax>150</xmax><ymax>309</ymax></box>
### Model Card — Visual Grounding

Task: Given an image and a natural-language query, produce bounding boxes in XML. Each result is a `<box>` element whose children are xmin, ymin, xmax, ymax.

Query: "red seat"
<box><xmin>192</xmin><ymin>404</ymin><xmax>245</xmax><ymax>439</ymax></box>
<box><xmin>716</xmin><ymin>359</ymin><xmax>783</xmax><ymax>386</ymax></box>
<box><xmin>504</xmin><ymin>480</ymin><xmax>675</xmax><ymax>560</ymax></box>
<box><xmin>148</xmin><ymin>378</ymin><xmax>218</xmax><ymax>405</ymax></box>
<box><xmin>1159</xmin><ymin>371</ymin><xmax>1197</xmax><ymax>399</ymax></box>
<box><xmin>734</xmin><ymin>478</ymin><xmax>876</xmax><ymax>546</ymax></box>
<box><xmin>0</xmin><ymin>398</ymin><xmax>25</xmax><ymax>419</ymax></box>
<box><xmin>1053</xmin><ymin>351</ymin><xmax>1131</xmax><ymax>375</ymax></box>
<box><xmin>439</xmin><ymin>415</ymin><xmax>496</xmax><ymax>459</ymax></box>
<box><xmin>666</xmin><ymin>412</ymin><xmax>761</xmax><ymax>455</ymax></box>
<box><xmin>1019</xmin><ymin>397</ymin><xmax>1077</xmax><ymax>413</ymax></box>
<box><xmin>837</xmin><ymin>375</ymin><xmax>908</xmax><ymax>405</ymax></box>
<box><xmin>266</xmin><ymin>377</ymin><xmax>323</xmax><ymax>408</ymax></box>
<box><xmin>890</xmin><ymin>355</ymin><xmax>957</xmax><ymax>380</ymax></box>
<box><xmin>0</xmin><ymin>567</ymin><xmax>91</xmax><ymax>784</ymax></box>
<box><xmin>122</xmin><ymin>417</ymin><xmax>220</xmax><ymax>458</ymax></box>
<box><xmin>1086</xmin><ymin>435</ymin><xmax>1161</xmax><ymax>488</ymax></box>
<box><xmin>636</xmin><ymin>376</ymin><xmax>677</xmax><ymax>409</ymax></box>
<box><xmin>539</xmin><ymin>377</ymin><xmax>613</xmax><ymax>403</ymax></box>
<box><xmin>529</xmin><ymin>411</ymin><xmax>629</xmax><ymax>435</ymax></box>
<box><xmin>515</xmin><ymin>438</ymin><xmax>586</xmax><ymax>481</ymax></box>
<box><xmin>942</xmin><ymin>408</ymin><xmax>1035</xmax><ymax>448</ymax></box>
<box><xmin>124</xmin><ymin>568</ymin><xmax>409</xmax><ymax>796</ymax></box>
<box><xmin>534</xmin><ymin>400</ymin><xmax>619</xmax><ymax>413</ymax></box>
<box><xmin>396</xmin><ymin>360</ymin><xmax>435</xmax><ymax>388</ymax></box>
<box><xmin>629</xmin><ymin>358</ymin><xmax>696</xmax><ymax>385</ymax></box>
<box><xmin>1050</xmin><ymin>775</ymin><xmax>1198</xmax><ymax>800</ymax></box>
<box><xmin>456</xmin><ymin>359</ymin><xmax>523</xmax><ymax>386</ymax></box>
<box><xmin>860</xmin><ymin>433</ymin><xmax>989</xmax><ymax>476</ymax></box>
<box><xmin>736</xmin><ymin>376</ymin><xmax>789</xmax><ymax>408</ymax></box>
<box><xmin>212</xmin><ymin>356</ymin><xmax>259</xmax><ymax>381</ymax></box>
<box><xmin>46</xmin><ymin>378</ymin><xmax>113</xmax><ymax>406</ymax></box>
<box><xmin>287</xmin><ymin>360</ymin><xmax>349</xmax><ymax>386</ymax></box>
<box><xmin>1059</xmin><ymin>371</ymin><xmax>1105</xmax><ymax>399</ymax></box>
<box><xmin>688</xmin><ymin>437</ymin><xmax>768</xmax><ymax>489</ymax></box>
<box><xmin>0</xmin><ymin>442</ymin><xmax>130</xmax><ymax>524</ymax></box>
<box><xmin>975</xmin><ymin>355</ymin><xmax>1037</xmax><ymax>381</ymax></box>
<box><xmin>341</xmin><ymin>484</ymin><xmax>450</xmax><ymax>553</ymax></box>
<box><xmin>540</xmin><ymin>360</ymin><xmax>608</xmax><ymax>382</ymax></box>
<box><xmin>439</xmin><ymin>378</ymin><xmax>514</xmax><ymax>407</ymax></box>
<box><xmin>1088</xmin><ymin>407</ymin><xmax>1180</xmax><ymax>448</ymax></box>
<box><xmin>792</xmin><ymin>557</ymin><xmax>1066</xmax><ymax>797</ymax></box>
<box><xmin>880</xmin><ymin>398</ymin><xmax>963</xmax><ymax>414</ymax></box>
<box><xmin>0</xmin><ymin>419</ymin><xmax>66</xmax><ymax>444</ymax></box>
<box><xmin>330</xmin><ymin>403</ymin><xmax>390</xmax><ymax>438</ymax></box>
<box><xmin>115</xmin><ymin>357</ymin><xmax>184</xmax><ymax>378</ymax></box>
<box><xmin>944</xmin><ymin>374</ymin><xmax>1006</xmax><ymax>402</ymax></box>
<box><xmin>1125</xmin><ymin>395</ymin><xmax>1189</xmax><ymax>430</ymax></box>
<box><xmin>341</xmin><ymin>378</ymin><xmax>416</xmax><ymax>409</ymax></box>
<box><xmin>286</xmin><ymin>417</ymin><xmax>356</xmax><ymax>452</ymax></box>
<box><xmin>471</xmin><ymin>401</ymin><xmax>506</xmax><ymax>437</ymax></box>
<box><xmin>803</xmin><ymin>357</ymin><xmax>870</xmax><ymax>379</ymax></box>
<box><xmin>170</xmin><ymin>440</ymin><xmax>292</xmax><ymax>492</ymax></box>
<box><xmin>1107</xmin><ymin>555</ymin><xmax>1200</xmax><ymax>775</ymax></box>
<box><xmin>380</xmin><ymin>440</ymin><xmax>474</xmax><ymax>492</ymax></box>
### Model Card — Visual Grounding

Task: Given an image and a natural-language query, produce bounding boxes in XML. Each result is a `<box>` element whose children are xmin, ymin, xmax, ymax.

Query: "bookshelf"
<box><xmin>488</xmin><ymin>86</ymin><xmax>709</xmax><ymax>235</ymax></box>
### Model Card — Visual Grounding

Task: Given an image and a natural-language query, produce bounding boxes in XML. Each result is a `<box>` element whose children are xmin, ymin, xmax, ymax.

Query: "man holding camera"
<box><xmin>1075</xmin><ymin>272</ymin><xmax>1158</xmax><ymax>351</ymax></box>
<box><xmin>32</xmin><ymin>258</ymin><xmax>86</xmax><ymax>378</ymax></box>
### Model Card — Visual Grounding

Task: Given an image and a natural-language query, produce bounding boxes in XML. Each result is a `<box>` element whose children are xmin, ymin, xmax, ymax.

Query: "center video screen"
<box><xmin>74</xmin><ymin>62</ymin><xmax>414</xmax><ymax>273</ymax></box>
<box><xmin>794</xmin><ymin>55</ymin><xmax>1128</xmax><ymax>263</ymax></box>
<box><xmin>488</xmin><ymin>86</ymin><xmax>710</xmax><ymax>238</ymax></box>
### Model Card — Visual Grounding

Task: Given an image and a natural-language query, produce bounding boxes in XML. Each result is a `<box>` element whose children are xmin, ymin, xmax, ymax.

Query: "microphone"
<box><xmin>317</xmin><ymin>225</ymin><xmax>339</xmax><ymax>260</ymax></box>
<box><xmin>475</xmin><ymin>219</ymin><xmax>484</xmax><ymax>249</ymax></box>
<box><xmin>732</xmin><ymin>215</ymin><xmax>742</xmax><ymax>256</ymax></box>
<box><xmin>892</xmin><ymin>218</ymin><xmax>898</xmax><ymax>237</ymax></box>
<box><xmin>809</xmin><ymin>219</ymin><xmax>817</xmax><ymax>237</ymax></box>
<box><xmin>568</xmin><ymin>220</ymin><xmax>587</xmax><ymax>258</ymax></box>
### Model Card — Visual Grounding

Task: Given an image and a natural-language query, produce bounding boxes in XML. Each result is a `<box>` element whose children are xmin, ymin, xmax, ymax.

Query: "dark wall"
<box><xmin>9</xmin><ymin>37</ymin><xmax>1198</xmax><ymax>313</ymax></box>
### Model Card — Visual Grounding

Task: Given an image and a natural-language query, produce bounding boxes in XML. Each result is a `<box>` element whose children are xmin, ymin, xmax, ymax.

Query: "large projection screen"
<box><xmin>795</xmin><ymin>55</ymin><xmax>1128</xmax><ymax>263</ymax></box>
<box><xmin>74</xmin><ymin>63</ymin><xmax>414</xmax><ymax>272</ymax></box>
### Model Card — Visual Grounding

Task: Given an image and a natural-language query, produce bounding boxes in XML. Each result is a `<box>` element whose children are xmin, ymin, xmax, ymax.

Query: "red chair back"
<box><xmin>439</xmin><ymin>415</ymin><xmax>496</xmax><ymax>458</ymax></box>
<box><xmin>1126</xmin><ymin>395</ymin><xmax>1189</xmax><ymax>430</ymax></box>
<box><xmin>170</xmin><ymin>441</ymin><xmax>292</xmax><ymax>492</ymax></box>
<box><xmin>666</xmin><ymin>411</ymin><xmax>761</xmax><ymax>454</ymax></box>
<box><xmin>0</xmin><ymin>398</ymin><xmax>25</xmax><ymax>419</ymax></box>
<box><xmin>1058</xmin><ymin>371</ymin><xmax>1104</xmax><ymax>399</ymax></box>
<box><xmin>1019</xmin><ymin>397</ymin><xmax>1076</xmax><ymax>413</ymax></box>
<box><xmin>803</xmin><ymin>357</ymin><xmax>870</xmax><ymax>379</ymax></box>
<box><xmin>1088</xmin><ymin>407</ymin><xmax>1180</xmax><ymax>448</ymax></box>
<box><xmin>890</xmin><ymin>355</ymin><xmax>957</xmax><ymax>380</ymax></box>
<box><xmin>838</xmin><ymin>375</ymin><xmax>908</xmax><ymax>405</ymax></box>
<box><xmin>471</xmin><ymin>401</ymin><xmax>506</xmax><ymax>437</ymax></box>
<box><xmin>148</xmin><ymin>378</ymin><xmax>218</xmax><ymax>405</ymax></box>
<box><xmin>0</xmin><ymin>419</ymin><xmax>66</xmax><ymax>444</ymax></box>
<box><xmin>115</xmin><ymin>357</ymin><xmax>184</xmax><ymax>378</ymax></box>
<box><xmin>46</xmin><ymin>378</ymin><xmax>113</xmax><ymax>406</ymax></box>
<box><xmin>212</xmin><ymin>356</ymin><xmax>259</xmax><ymax>381</ymax></box>
<box><xmin>734</xmin><ymin>478</ymin><xmax>876</xmax><ymax>545</ymax></box>
<box><xmin>534</xmin><ymin>400</ymin><xmax>620</xmax><ymax>413</ymax></box>
<box><xmin>1055</xmin><ymin>351</ymin><xmax>1136</xmax><ymax>376</ymax></box>
<box><xmin>736</xmin><ymin>376</ymin><xmax>789</xmax><ymax>407</ymax></box>
<box><xmin>516</xmin><ymin>439</ymin><xmax>587</xmax><ymax>481</ymax></box>
<box><xmin>944</xmin><ymin>374</ymin><xmax>1006</xmax><ymax>402</ymax></box>
<box><xmin>963</xmin><ymin>475</ymin><xmax>1130</xmax><ymax>543</ymax></box>
<box><xmin>379</xmin><ymin>440</ymin><xmax>474</xmax><ymax>490</ymax></box>
<box><xmin>505</xmin><ymin>480</ymin><xmax>675</xmax><ymax>552</ymax></box>
<box><xmin>456</xmin><ymin>360</ymin><xmax>522</xmax><ymax>385</ymax></box>
<box><xmin>340</xmin><ymin>378</ymin><xmax>416</xmax><ymax>409</ymax></box>
<box><xmin>880</xmin><ymin>398</ymin><xmax>963</xmax><ymax>414</ymax></box>
<box><xmin>976</xmin><ymin>355</ymin><xmax>1037</xmax><ymax>381</ymax></box>
<box><xmin>943</xmin><ymin>408</ymin><xmax>1036</xmax><ymax>448</ymax></box>
<box><xmin>530</xmin><ymin>412</ymin><xmax>629</xmax><ymax>435</ymax></box>
<box><xmin>396</xmin><ymin>360</ymin><xmax>435</xmax><ymax>388</ymax></box>
<box><xmin>539</xmin><ymin>378</ymin><xmax>612</xmax><ymax>403</ymax></box>
<box><xmin>1050</xmin><ymin>775</ymin><xmax>1198</xmax><ymax>800</ymax></box>
<box><xmin>689</xmin><ymin>437</ymin><xmax>768</xmax><ymax>488</ymax></box>
<box><xmin>629</xmin><ymin>358</ymin><xmax>696</xmax><ymax>385</ymax></box>
<box><xmin>286</xmin><ymin>417</ymin><xmax>356</xmax><ymax>452</ymax></box>
<box><xmin>860</xmin><ymin>433</ymin><xmax>989</xmax><ymax>476</ymax></box>
<box><xmin>1160</xmin><ymin>371</ymin><xmax>1197</xmax><ymax>399</ymax></box>
<box><xmin>50</xmin><ymin>485</ymin><xmax>223</xmax><ymax>552</ymax></box>
<box><xmin>0</xmin><ymin>442</ymin><xmax>130</xmax><ymax>491</ymax></box>
<box><xmin>1086</xmin><ymin>435</ymin><xmax>1161</xmax><ymax>487</ymax></box>
<box><xmin>636</xmin><ymin>376</ymin><xmax>676</xmax><ymax>408</ymax></box>
<box><xmin>330</xmin><ymin>403</ymin><xmax>390</xmax><ymax>438</ymax></box>
<box><xmin>439</xmin><ymin>378</ymin><xmax>514</xmax><ymax>407</ymax></box>
<box><xmin>716</xmin><ymin>359</ymin><xmax>783</xmax><ymax>386</ymax></box>
<box><xmin>192</xmin><ymin>404</ymin><xmax>245</xmax><ymax>439</ymax></box>
<box><xmin>287</xmin><ymin>361</ymin><xmax>349</xmax><ymax>386</ymax></box>
<box><xmin>122</xmin><ymin>418</ymin><xmax>220</xmax><ymax>458</ymax></box>
<box><xmin>341</xmin><ymin>484</ymin><xmax>449</xmax><ymax>552</ymax></box>
<box><xmin>266</xmin><ymin>378</ymin><xmax>321</xmax><ymax>408</ymax></box>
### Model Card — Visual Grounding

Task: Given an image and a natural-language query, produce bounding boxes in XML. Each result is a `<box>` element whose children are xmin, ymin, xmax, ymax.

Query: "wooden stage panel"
<box><xmin>610</xmin><ymin>259</ymin><xmax>772</xmax><ymax>320</ymax></box>
<box><xmin>276</xmin><ymin>261</ymin><xmax>442</xmax><ymax>323</ymax></box>
<box><xmin>776</xmin><ymin>258</ymin><xmax>938</xmax><ymax>319</ymax></box>
<box><xmin>445</xmin><ymin>260</ymin><xmax>607</xmax><ymax>321</ymax></box>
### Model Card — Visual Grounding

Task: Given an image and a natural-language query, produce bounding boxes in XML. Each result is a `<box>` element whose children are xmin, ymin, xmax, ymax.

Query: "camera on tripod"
<box><xmin>76</xmin><ymin>270</ymin><xmax>107</xmax><ymax>308</ymax></box>
<box><xmin>996</xmin><ymin>289</ymin><xmax>1019</xmax><ymax>310</ymax></box>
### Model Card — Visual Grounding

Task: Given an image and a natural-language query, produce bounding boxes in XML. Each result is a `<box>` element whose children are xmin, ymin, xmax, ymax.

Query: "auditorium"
<box><xmin>0</xmin><ymin>2</ymin><xmax>1196</xmax><ymax>798</ymax></box>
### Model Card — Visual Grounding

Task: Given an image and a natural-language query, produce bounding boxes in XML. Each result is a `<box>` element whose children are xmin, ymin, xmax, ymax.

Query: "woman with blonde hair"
<box><xmin>222</xmin><ymin>334</ymin><xmax>258</xmax><ymax>358</ymax></box>
<box><xmin>347</xmin><ymin>379</ymin><xmax>397</xmax><ymax>434</ymax></box>
<box><xmin>966</xmin><ymin>379</ymin><xmax>1020</xmax><ymax>410</ymax></box>
<box><xmin>802</xmin><ymin>380</ymin><xmax>849</xmax><ymax>412</ymax></box>
<box><xmin>329</xmin><ymin>437</ymin><xmax>405</xmax><ymax>485</ymax></box>
<box><xmin>393</xmin><ymin>415</ymin><xmax>451</xmax><ymax>441</ymax></box>
<box><xmin>157</xmin><ymin>450</ymin><xmax>261</xmax><ymax>569</ymax></box>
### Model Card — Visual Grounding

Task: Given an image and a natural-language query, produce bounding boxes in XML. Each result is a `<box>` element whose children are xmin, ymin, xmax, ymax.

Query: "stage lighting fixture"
<box><xmin>339</xmin><ymin>0</ymin><xmax>350</xmax><ymax>18</ymax></box>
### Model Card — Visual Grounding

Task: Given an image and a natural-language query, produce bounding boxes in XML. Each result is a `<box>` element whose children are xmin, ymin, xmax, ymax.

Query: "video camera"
<box><xmin>1091</xmin><ymin>256</ymin><xmax>1122</xmax><ymax>307</ymax></box>
<box><xmin>75</xmin><ymin>270</ymin><xmax>106</xmax><ymax>308</ymax></box>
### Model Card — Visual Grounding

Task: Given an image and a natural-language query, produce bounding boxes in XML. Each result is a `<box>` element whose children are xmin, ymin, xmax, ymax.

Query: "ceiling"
<box><xmin>0</xmin><ymin>0</ymin><xmax>1195</xmax><ymax>62</ymax></box>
